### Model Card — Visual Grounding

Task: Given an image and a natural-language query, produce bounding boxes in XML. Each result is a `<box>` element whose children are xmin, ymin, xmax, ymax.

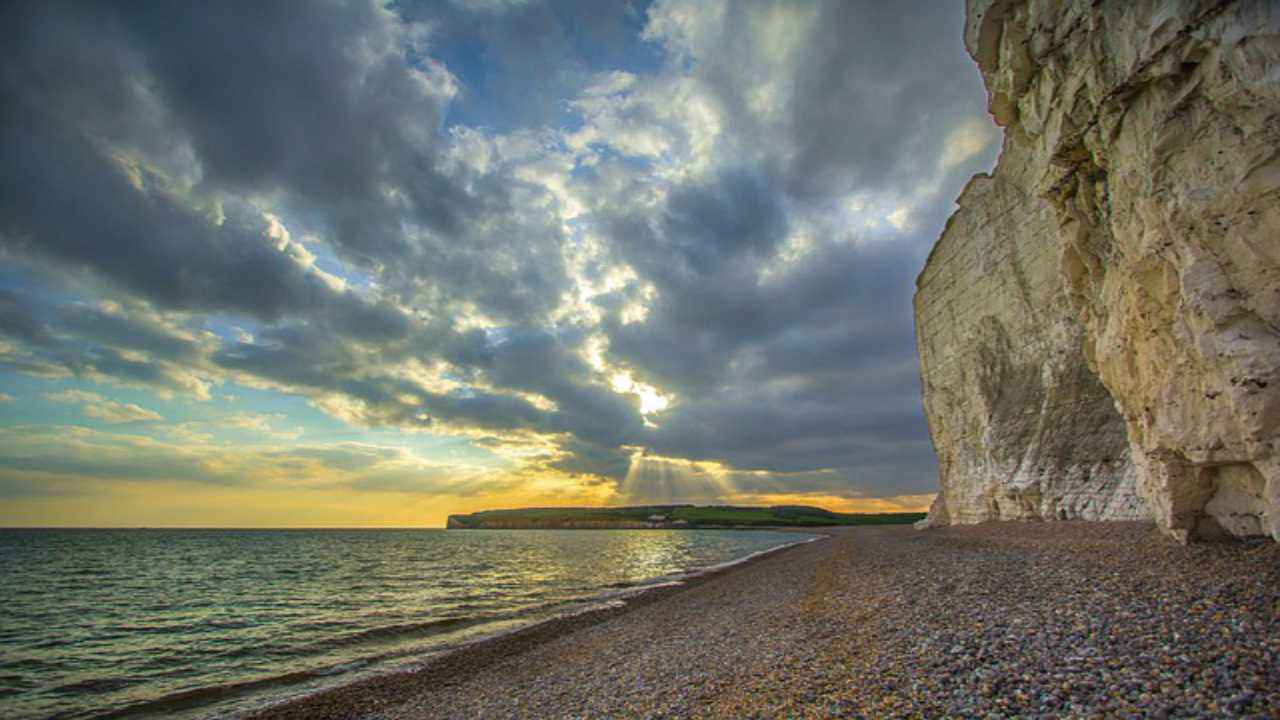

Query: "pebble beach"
<box><xmin>250</xmin><ymin>523</ymin><xmax>1280</xmax><ymax>719</ymax></box>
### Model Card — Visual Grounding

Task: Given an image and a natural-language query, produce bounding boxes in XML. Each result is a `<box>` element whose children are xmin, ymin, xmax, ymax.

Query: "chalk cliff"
<box><xmin>916</xmin><ymin>0</ymin><xmax>1280</xmax><ymax>541</ymax></box>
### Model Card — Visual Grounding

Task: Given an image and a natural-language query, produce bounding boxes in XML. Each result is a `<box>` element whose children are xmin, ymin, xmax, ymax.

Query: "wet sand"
<box><xmin>249</xmin><ymin>523</ymin><xmax>1279</xmax><ymax>719</ymax></box>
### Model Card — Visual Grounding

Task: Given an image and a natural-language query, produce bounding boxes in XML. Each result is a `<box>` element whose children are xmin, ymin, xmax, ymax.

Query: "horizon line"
<box><xmin>0</xmin><ymin>525</ymin><xmax>448</xmax><ymax>530</ymax></box>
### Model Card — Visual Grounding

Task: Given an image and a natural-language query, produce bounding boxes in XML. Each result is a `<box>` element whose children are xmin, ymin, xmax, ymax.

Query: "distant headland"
<box><xmin>445</xmin><ymin>505</ymin><xmax>925</xmax><ymax>530</ymax></box>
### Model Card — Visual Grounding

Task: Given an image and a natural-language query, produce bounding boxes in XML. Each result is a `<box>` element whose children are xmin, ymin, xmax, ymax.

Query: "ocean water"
<box><xmin>0</xmin><ymin>528</ymin><xmax>812</xmax><ymax>719</ymax></box>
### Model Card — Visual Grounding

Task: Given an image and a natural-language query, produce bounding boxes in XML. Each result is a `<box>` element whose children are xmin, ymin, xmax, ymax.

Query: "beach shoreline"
<box><xmin>241</xmin><ymin>529</ymin><xmax>827</xmax><ymax>720</ymax></box>
<box><xmin>246</xmin><ymin>523</ymin><xmax>1279</xmax><ymax>719</ymax></box>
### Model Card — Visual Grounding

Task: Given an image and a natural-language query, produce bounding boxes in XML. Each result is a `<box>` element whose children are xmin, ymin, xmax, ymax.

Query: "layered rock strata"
<box><xmin>916</xmin><ymin>0</ymin><xmax>1280</xmax><ymax>541</ymax></box>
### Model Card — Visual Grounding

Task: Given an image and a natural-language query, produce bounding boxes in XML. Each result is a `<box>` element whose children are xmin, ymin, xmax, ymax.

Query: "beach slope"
<box><xmin>252</xmin><ymin>523</ymin><xmax>1278</xmax><ymax>719</ymax></box>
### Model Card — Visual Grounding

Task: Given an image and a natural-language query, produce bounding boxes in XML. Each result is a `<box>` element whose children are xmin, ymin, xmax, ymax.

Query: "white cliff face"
<box><xmin>915</xmin><ymin>136</ymin><xmax>1148</xmax><ymax>529</ymax></box>
<box><xmin>917</xmin><ymin>0</ymin><xmax>1280</xmax><ymax>541</ymax></box>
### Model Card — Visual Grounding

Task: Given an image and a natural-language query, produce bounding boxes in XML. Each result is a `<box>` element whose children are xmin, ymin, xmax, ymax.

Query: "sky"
<box><xmin>0</xmin><ymin>0</ymin><xmax>999</xmax><ymax>527</ymax></box>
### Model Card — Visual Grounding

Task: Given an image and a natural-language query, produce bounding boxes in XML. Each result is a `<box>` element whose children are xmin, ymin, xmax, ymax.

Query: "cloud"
<box><xmin>82</xmin><ymin>402</ymin><xmax>162</xmax><ymax>424</ymax></box>
<box><xmin>0</xmin><ymin>1</ymin><xmax>999</xmax><ymax>511</ymax></box>
<box><xmin>0</xmin><ymin>425</ymin><xmax>511</xmax><ymax>498</ymax></box>
<box><xmin>0</xmin><ymin>289</ymin><xmax>213</xmax><ymax>398</ymax></box>
<box><xmin>639</xmin><ymin>0</ymin><xmax>984</xmax><ymax>200</ymax></box>
<box><xmin>224</xmin><ymin>412</ymin><xmax>283</xmax><ymax>433</ymax></box>
<box><xmin>556</xmin><ymin>0</ymin><xmax>998</xmax><ymax>493</ymax></box>
<box><xmin>0</xmin><ymin>425</ymin><xmax>223</xmax><ymax>485</ymax></box>
<box><xmin>44</xmin><ymin>389</ymin><xmax>162</xmax><ymax>423</ymax></box>
<box><xmin>400</xmin><ymin>0</ymin><xmax>652</xmax><ymax>131</ymax></box>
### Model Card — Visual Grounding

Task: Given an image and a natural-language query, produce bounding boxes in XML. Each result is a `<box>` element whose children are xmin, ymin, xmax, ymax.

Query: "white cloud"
<box><xmin>44</xmin><ymin>389</ymin><xmax>162</xmax><ymax>423</ymax></box>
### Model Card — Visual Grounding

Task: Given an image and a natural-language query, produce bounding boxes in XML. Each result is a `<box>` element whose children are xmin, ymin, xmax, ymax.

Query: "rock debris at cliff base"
<box><xmin>916</xmin><ymin>0</ymin><xmax>1280</xmax><ymax>541</ymax></box>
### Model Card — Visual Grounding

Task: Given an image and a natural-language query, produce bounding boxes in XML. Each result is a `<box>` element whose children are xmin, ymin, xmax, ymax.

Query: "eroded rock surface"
<box><xmin>917</xmin><ymin>0</ymin><xmax>1280</xmax><ymax>541</ymax></box>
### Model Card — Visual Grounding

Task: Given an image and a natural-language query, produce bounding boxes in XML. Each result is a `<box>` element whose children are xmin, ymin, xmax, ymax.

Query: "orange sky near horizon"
<box><xmin>0</xmin><ymin>477</ymin><xmax>934</xmax><ymax>528</ymax></box>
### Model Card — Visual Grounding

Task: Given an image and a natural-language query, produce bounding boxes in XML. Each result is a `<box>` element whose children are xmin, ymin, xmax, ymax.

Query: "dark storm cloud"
<box><xmin>475</xmin><ymin>327</ymin><xmax>645</xmax><ymax>446</ymax></box>
<box><xmin>580</xmin><ymin>0</ymin><xmax>996</xmax><ymax>487</ymax></box>
<box><xmin>55</xmin><ymin>305</ymin><xmax>206</xmax><ymax>365</ymax></box>
<box><xmin>0</xmin><ymin>0</ymin><xmax>996</xmax><ymax>501</ymax></box>
<box><xmin>112</xmin><ymin>0</ymin><xmax>473</xmax><ymax>259</ymax></box>
<box><xmin>0</xmin><ymin>0</ymin><xmax>569</xmax><ymax>325</ymax></box>
<box><xmin>782</xmin><ymin>2</ymin><xmax>978</xmax><ymax>198</ymax></box>
<box><xmin>654</xmin><ymin>0</ymin><xmax>981</xmax><ymax>200</ymax></box>
<box><xmin>608</xmin><ymin>232</ymin><xmax>940</xmax><ymax>477</ymax></box>
<box><xmin>600</xmin><ymin>219</ymin><xmax>919</xmax><ymax>398</ymax></box>
<box><xmin>652</xmin><ymin>169</ymin><xmax>788</xmax><ymax>278</ymax></box>
<box><xmin>0</xmin><ymin>0</ymin><xmax>585</xmax><ymax>429</ymax></box>
<box><xmin>0</xmin><ymin>82</ymin><xmax>414</xmax><ymax>336</ymax></box>
<box><xmin>545</xmin><ymin>437</ymin><xmax>634</xmax><ymax>481</ymax></box>
<box><xmin>211</xmin><ymin>320</ymin><xmax>643</xmax><ymax>449</ymax></box>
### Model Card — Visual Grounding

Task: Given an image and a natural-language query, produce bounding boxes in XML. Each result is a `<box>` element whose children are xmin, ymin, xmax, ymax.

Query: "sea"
<box><xmin>0</xmin><ymin>528</ymin><xmax>814</xmax><ymax>719</ymax></box>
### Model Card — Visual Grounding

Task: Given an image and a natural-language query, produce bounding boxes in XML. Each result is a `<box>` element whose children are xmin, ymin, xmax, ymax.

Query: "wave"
<box><xmin>52</xmin><ymin>677</ymin><xmax>139</xmax><ymax>695</ymax></box>
<box><xmin>240</xmin><ymin>531</ymin><xmax>824</xmax><ymax>717</ymax></box>
<box><xmin>284</xmin><ymin>615</ymin><xmax>488</xmax><ymax>656</ymax></box>
<box><xmin>87</xmin><ymin>665</ymin><xmax>348</xmax><ymax>720</ymax></box>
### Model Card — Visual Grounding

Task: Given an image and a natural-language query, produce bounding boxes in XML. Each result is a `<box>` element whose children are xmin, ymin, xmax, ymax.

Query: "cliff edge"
<box><xmin>916</xmin><ymin>0</ymin><xmax>1280</xmax><ymax>541</ymax></box>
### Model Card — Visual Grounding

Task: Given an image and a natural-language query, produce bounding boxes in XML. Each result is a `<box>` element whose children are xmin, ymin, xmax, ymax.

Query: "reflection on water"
<box><xmin>0</xmin><ymin>528</ymin><xmax>807</xmax><ymax>719</ymax></box>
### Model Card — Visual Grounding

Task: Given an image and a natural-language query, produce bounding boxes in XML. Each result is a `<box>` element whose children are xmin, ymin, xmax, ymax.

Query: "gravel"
<box><xmin>249</xmin><ymin>522</ymin><xmax>1279</xmax><ymax>719</ymax></box>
